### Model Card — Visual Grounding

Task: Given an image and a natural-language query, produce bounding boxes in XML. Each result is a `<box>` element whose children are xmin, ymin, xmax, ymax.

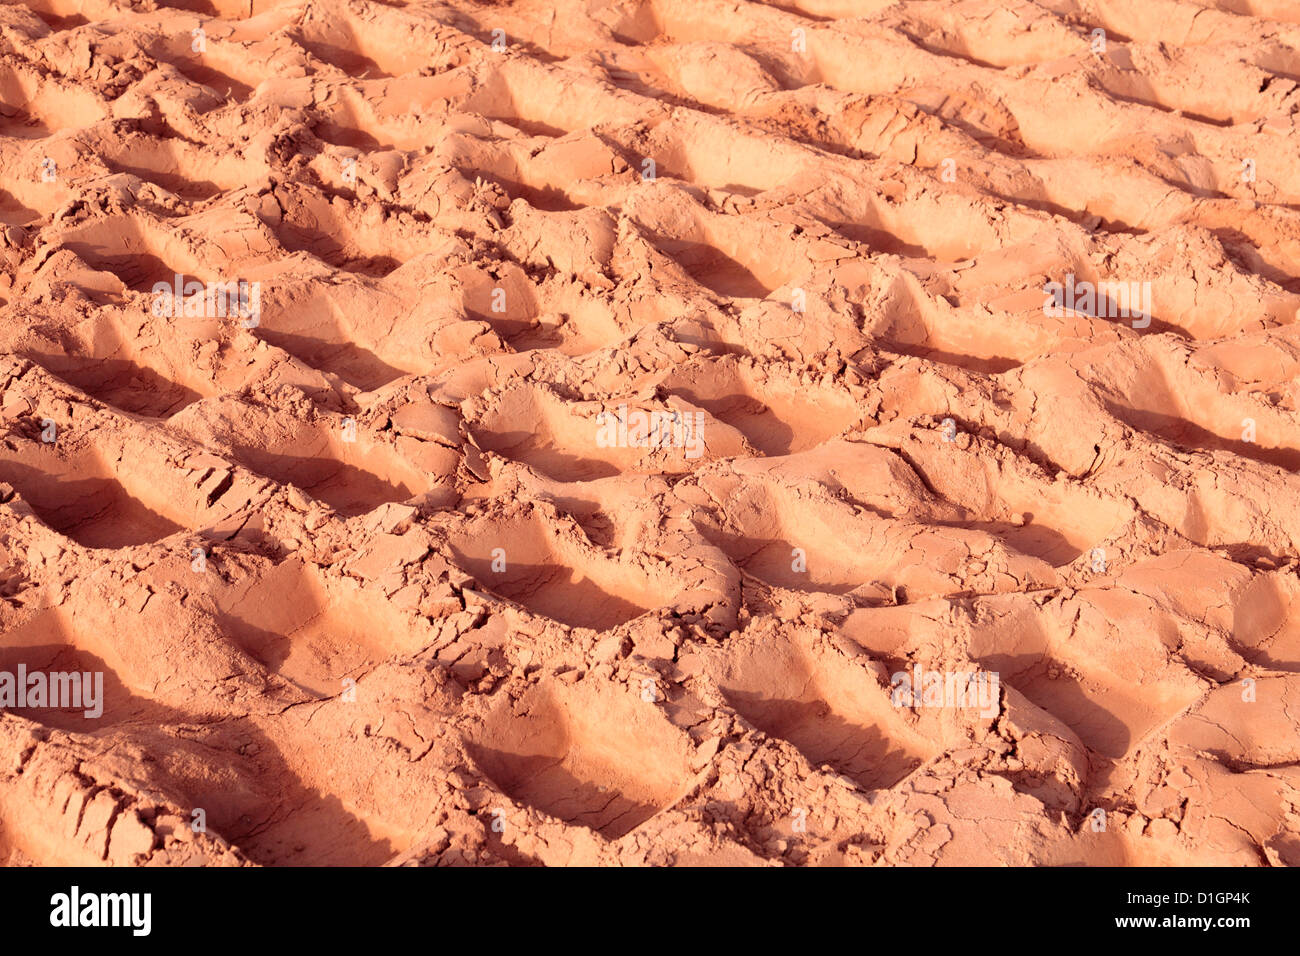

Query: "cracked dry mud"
<box><xmin>1</xmin><ymin>0</ymin><xmax>1299</xmax><ymax>867</ymax></box>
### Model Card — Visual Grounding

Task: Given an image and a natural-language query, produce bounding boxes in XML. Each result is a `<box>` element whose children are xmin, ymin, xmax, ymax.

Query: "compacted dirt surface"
<box><xmin>1</xmin><ymin>0</ymin><xmax>1299</xmax><ymax>867</ymax></box>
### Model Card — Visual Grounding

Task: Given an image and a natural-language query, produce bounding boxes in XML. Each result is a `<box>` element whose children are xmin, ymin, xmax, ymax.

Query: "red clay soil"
<box><xmin>1</xmin><ymin>0</ymin><xmax>1299</xmax><ymax>866</ymax></box>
